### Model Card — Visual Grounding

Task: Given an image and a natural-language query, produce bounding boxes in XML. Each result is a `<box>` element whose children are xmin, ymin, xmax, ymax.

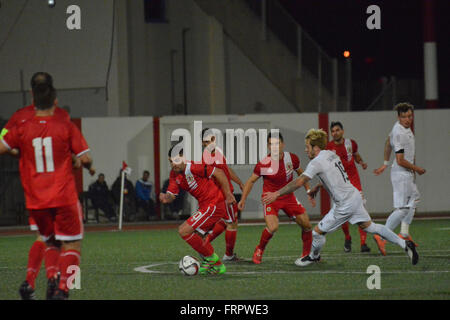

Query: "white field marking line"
<box><xmin>436</xmin><ymin>227</ymin><xmax>450</xmax><ymax>230</ymax></box>
<box><xmin>134</xmin><ymin>262</ymin><xmax>450</xmax><ymax>275</ymax></box>
<box><xmin>2</xmin><ymin>250</ymin><xmax>449</xmax><ymax>270</ymax></box>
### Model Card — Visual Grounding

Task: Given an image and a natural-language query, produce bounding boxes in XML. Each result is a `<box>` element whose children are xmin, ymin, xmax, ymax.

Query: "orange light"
<box><xmin>343</xmin><ymin>50</ymin><xmax>351</xmax><ymax>58</ymax></box>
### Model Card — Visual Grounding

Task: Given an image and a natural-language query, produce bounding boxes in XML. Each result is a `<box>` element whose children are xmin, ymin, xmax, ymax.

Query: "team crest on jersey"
<box><xmin>266</xmin><ymin>207</ymin><xmax>271</xmax><ymax>212</ymax></box>
<box><xmin>176</xmin><ymin>178</ymin><xmax>181</xmax><ymax>185</ymax></box>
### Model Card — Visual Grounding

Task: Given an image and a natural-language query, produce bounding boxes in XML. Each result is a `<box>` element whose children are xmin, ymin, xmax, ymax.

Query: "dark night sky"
<box><xmin>278</xmin><ymin>0</ymin><xmax>450</xmax><ymax>106</ymax></box>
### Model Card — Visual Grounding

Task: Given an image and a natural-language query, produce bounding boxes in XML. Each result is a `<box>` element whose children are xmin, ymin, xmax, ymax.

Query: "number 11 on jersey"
<box><xmin>32</xmin><ymin>137</ymin><xmax>54</xmax><ymax>173</ymax></box>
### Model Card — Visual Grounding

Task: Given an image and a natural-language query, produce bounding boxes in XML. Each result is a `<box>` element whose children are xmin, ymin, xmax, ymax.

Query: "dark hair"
<box><xmin>168</xmin><ymin>144</ymin><xmax>184</xmax><ymax>158</ymax></box>
<box><xmin>267</xmin><ymin>131</ymin><xmax>283</xmax><ymax>143</ymax></box>
<box><xmin>394</xmin><ymin>102</ymin><xmax>414</xmax><ymax>115</ymax></box>
<box><xmin>98</xmin><ymin>173</ymin><xmax>105</xmax><ymax>177</ymax></box>
<box><xmin>31</xmin><ymin>72</ymin><xmax>56</xmax><ymax>110</ymax></box>
<box><xmin>330</xmin><ymin>121</ymin><xmax>343</xmax><ymax>130</ymax></box>
<box><xmin>143</xmin><ymin>170</ymin><xmax>150</xmax><ymax>175</ymax></box>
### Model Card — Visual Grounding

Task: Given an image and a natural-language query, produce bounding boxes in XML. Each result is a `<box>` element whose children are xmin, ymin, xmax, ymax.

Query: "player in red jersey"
<box><xmin>0</xmin><ymin>72</ymin><xmax>95</xmax><ymax>300</ymax></box>
<box><xmin>0</xmin><ymin>74</ymin><xmax>74</xmax><ymax>299</ymax></box>
<box><xmin>159</xmin><ymin>145</ymin><xmax>236</xmax><ymax>275</ymax></box>
<box><xmin>326</xmin><ymin>121</ymin><xmax>371</xmax><ymax>253</ymax></box>
<box><xmin>238</xmin><ymin>132</ymin><xmax>315</xmax><ymax>264</ymax></box>
<box><xmin>201</xmin><ymin>128</ymin><xmax>244</xmax><ymax>262</ymax></box>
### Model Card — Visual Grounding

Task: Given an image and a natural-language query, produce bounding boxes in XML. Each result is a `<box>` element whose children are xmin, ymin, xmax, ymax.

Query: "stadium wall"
<box><xmin>79</xmin><ymin>109</ymin><xmax>450</xmax><ymax>219</ymax></box>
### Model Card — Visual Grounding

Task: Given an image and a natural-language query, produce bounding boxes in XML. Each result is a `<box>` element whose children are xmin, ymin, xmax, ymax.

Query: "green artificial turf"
<box><xmin>0</xmin><ymin>219</ymin><xmax>449</xmax><ymax>300</ymax></box>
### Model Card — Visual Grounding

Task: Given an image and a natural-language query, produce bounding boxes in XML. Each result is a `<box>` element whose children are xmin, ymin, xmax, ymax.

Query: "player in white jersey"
<box><xmin>262</xmin><ymin>129</ymin><xmax>419</xmax><ymax>266</ymax></box>
<box><xmin>373</xmin><ymin>103</ymin><xmax>426</xmax><ymax>255</ymax></box>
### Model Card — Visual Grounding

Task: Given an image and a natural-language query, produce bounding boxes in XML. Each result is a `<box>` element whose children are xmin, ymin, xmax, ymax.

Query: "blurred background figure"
<box><xmin>88</xmin><ymin>173</ymin><xmax>116</xmax><ymax>222</ymax></box>
<box><xmin>112</xmin><ymin>170</ymin><xmax>136</xmax><ymax>222</ymax></box>
<box><xmin>135</xmin><ymin>170</ymin><xmax>157</xmax><ymax>221</ymax></box>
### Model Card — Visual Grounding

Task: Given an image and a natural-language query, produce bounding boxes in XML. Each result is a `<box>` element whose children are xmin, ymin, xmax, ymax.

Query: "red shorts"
<box><xmin>28</xmin><ymin>201</ymin><xmax>84</xmax><ymax>242</ymax></box>
<box><xmin>187</xmin><ymin>201</ymin><xmax>229</xmax><ymax>235</ymax></box>
<box><xmin>263</xmin><ymin>194</ymin><xmax>306</xmax><ymax>219</ymax></box>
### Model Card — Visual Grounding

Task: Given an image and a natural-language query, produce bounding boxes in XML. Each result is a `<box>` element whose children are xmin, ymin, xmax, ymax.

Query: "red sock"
<box><xmin>225</xmin><ymin>229</ymin><xmax>237</xmax><ymax>256</ymax></box>
<box><xmin>341</xmin><ymin>222</ymin><xmax>351</xmax><ymax>241</ymax></box>
<box><xmin>182</xmin><ymin>233</ymin><xmax>214</xmax><ymax>257</ymax></box>
<box><xmin>25</xmin><ymin>240</ymin><xmax>46</xmax><ymax>289</ymax></box>
<box><xmin>258</xmin><ymin>228</ymin><xmax>273</xmax><ymax>251</ymax></box>
<box><xmin>301</xmin><ymin>230</ymin><xmax>312</xmax><ymax>257</ymax></box>
<box><xmin>359</xmin><ymin>227</ymin><xmax>367</xmax><ymax>245</ymax></box>
<box><xmin>206</xmin><ymin>220</ymin><xmax>226</xmax><ymax>243</ymax></box>
<box><xmin>45</xmin><ymin>246</ymin><xmax>60</xmax><ymax>279</ymax></box>
<box><xmin>58</xmin><ymin>250</ymin><xmax>81</xmax><ymax>293</ymax></box>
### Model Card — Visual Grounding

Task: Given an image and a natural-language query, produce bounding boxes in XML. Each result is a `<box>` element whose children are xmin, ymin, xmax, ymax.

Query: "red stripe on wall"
<box><xmin>71</xmin><ymin>118</ymin><xmax>83</xmax><ymax>195</ymax></box>
<box><xmin>318</xmin><ymin>113</ymin><xmax>331</xmax><ymax>215</ymax></box>
<box><xmin>153</xmin><ymin>117</ymin><xmax>161</xmax><ymax>218</ymax></box>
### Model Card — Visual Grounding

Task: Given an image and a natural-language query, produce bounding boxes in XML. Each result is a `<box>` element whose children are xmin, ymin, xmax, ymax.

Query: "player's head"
<box><xmin>201</xmin><ymin>127</ymin><xmax>216</xmax><ymax>151</ymax></box>
<box><xmin>330</xmin><ymin>121</ymin><xmax>344</xmax><ymax>142</ymax></box>
<box><xmin>394</xmin><ymin>102</ymin><xmax>414</xmax><ymax>129</ymax></box>
<box><xmin>98</xmin><ymin>173</ymin><xmax>105</xmax><ymax>183</ymax></box>
<box><xmin>305</xmin><ymin>129</ymin><xmax>328</xmax><ymax>159</ymax></box>
<box><xmin>31</xmin><ymin>72</ymin><xmax>57</xmax><ymax>110</ymax></box>
<box><xmin>168</xmin><ymin>145</ymin><xmax>186</xmax><ymax>172</ymax></box>
<box><xmin>267</xmin><ymin>131</ymin><xmax>284</xmax><ymax>158</ymax></box>
<box><xmin>142</xmin><ymin>170</ymin><xmax>150</xmax><ymax>181</ymax></box>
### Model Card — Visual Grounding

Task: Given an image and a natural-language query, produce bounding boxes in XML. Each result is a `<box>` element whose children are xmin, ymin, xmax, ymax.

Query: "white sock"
<box><xmin>400</xmin><ymin>222</ymin><xmax>410</xmax><ymax>237</ymax></box>
<box><xmin>385</xmin><ymin>208</ymin><xmax>408</xmax><ymax>231</ymax></box>
<box><xmin>365</xmin><ymin>222</ymin><xmax>406</xmax><ymax>249</ymax></box>
<box><xmin>310</xmin><ymin>230</ymin><xmax>326</xmax><ymax>259</ymax></box>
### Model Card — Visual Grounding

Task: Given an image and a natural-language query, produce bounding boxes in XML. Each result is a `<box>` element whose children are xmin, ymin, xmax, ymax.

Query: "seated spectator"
<box><xmin>88</xmin><ymin>173</ymin><xmax>116</xmax><ymax>222</ymax></box>
<box><xmin>135</xmin><ymin>170</ymin><xmax>157</xmax><ymax>220</ymax></box>
<box><xmin>112</xmin><ymin>170</ymin><xmax>136</xmax><ymax>222</ymax></box>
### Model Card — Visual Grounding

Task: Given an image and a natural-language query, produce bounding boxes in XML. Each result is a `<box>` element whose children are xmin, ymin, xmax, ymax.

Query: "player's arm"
<box><xmin>78</xmin><ymin>151</ymin><xmax>96</xmax><ymax>176</ymax></box>
<box><xmin>159</xmin><ymin>192</ymin><xmax>176</xmax><ymax>204</ymax></box>
<box><xmin>262</xmin><ymin>174</ymin><xmax>311</xmax><ymax>205</ymax></box>
<box><xmin>373</xmin><ymin>136</ymin><xmax>392</xmax><ymax>175</ymax></box>
<box><xmin>395</xmin><ymin>152</ymin><xmax>426</xmax><ymax>175</ymax></box>
<box><xmin>228</xmin><ymin>166</ymin><xmax>244</xmax><ymax>191</ymax></box>
<box><xmin>212</xmin><ymin>167</ymin><xmax>236</xmax><ymax>205</ymax></box>
<box><xmin>354</xmin><ymin>152</ymin><xmax>368</xmax><ymax>170</ymax></box>
<box><xmin>0</xmin><ymin>138</ymin><xmax>9</xmax><ymax>155</ymax></box>
<box><xmin>238</xmin><ymin>173</ymin><xmax>260</xmax><ymax>211</ymax></box>
<box><xmin>296</xmin><ymin>167</ymin><xmax>315</xmax><ymax>207</ymax></box>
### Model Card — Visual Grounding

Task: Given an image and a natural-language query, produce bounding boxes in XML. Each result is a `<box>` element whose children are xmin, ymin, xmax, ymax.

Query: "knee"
<box><xmin>178</xmin><ymin>224</ymin><xmax>191</xmax><ymax>238</ymax></box>
<box><xmin>267</xmin><ymin>225</ymin><xmax>278</xmax><ymax>234</ymax></box>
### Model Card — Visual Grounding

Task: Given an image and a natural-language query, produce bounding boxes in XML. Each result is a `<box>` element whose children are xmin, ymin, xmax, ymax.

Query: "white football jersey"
<box><xmin>389</xmin><ymin>121</ymin><xmax>415</xmax><ymax>174</ymax></box>
<box><xmin>303</xmin><ymin>150</ymin><xmax>358</xmax><ymax>205</ymax></box>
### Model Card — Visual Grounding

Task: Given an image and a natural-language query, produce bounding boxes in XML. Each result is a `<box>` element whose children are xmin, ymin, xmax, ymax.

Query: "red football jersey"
<box><xmin>326</xmin><ymin>139</ymin><xmax>362</xmax><ymax>191</ymax></box>
<box><xmin>2</xmin><ymin>115</ymin><xmax>90</xmax><ymax>210</ymax></box>
<box><xmin>4</xmin><ymin>105</ymin><xmax>70</xmax><ymax>130</ymax></box>
<box><xmin>253</xmin><ymin>152</ymin><xmax>300</xmax><ymax>200</ymax></box>
<box><xmin>202</xmin><ymin>147</ymin><xmax>234</xmax><ymax>194</ymax></box>
<box><xmin>167</xmin><ymin>162</ymin><xmax>224</xmax><ymax>207</ymax></box>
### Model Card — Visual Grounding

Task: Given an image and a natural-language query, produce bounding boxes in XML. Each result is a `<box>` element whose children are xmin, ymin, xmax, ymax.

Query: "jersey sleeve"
<box><xmin>191</xmin><ymin>163</ymin><xmax>215</xmax><ymax>178</ymax></box>
<box><xmin>392</xmin><ymin>130</ymin><xmax>405</xmax><ymax>153</ymax></box>
<box><xmin>253</xmin><ymin>162</ymin><xmax>262</xmax><ymax>177</ymax></box>
<box><xmin>1</xmin><ymin>126</ymin><xmax>21</xmax><ymax>150</ymax></box>
<box><xmin>351</xmin><ymin>139</ymin><xmax>358</xmax><ymax>154</ymax></box>
<box><xmin>302</xmin><ymin>159</ymin><xmax>322</xmax><ymax>180</ymax></box>
<box><xmin>69</xmin><ymin>122</ymin><xmax>90</xmax><ymax>157</ymax></box>
<box><xmin>291</xmin><ymin>153</ymin><xmax>300</xmax><ymax>170</ymax></box>
<box><xmin>167</xmin><ymin>171</ymin><xmax>180</xmax><ymax>196</ymax></box>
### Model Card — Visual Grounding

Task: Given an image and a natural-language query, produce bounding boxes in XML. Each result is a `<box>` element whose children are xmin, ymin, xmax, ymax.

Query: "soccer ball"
<box><xmin>179</xmin><ymin>255</ymin><xmax>200</xmax><ymax>276</ymax></box>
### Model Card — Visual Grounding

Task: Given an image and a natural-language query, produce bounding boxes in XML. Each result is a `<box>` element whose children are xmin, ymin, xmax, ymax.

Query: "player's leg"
<box><xmin>399</xmin><ymin>183</ymin><xmax>420</xmax><ymax>245</ymax></box>
<box><xmin>25</xmin><ymin>216</ymin><xmax>46</xmax><ymax>293</ymax></box>
<box><xmin>360</xmin><ymin>221</ymin><xmax>418</xmax><ymax>265</ymax></box>
<box><xmin>358</xmin><ymin>191</ymin><xmax>370</xmax><ymax>252</ymax></box>
<box><xmin>253</xmin><ymin>204</ymin><xmax>279</xmax><ymax>264</ymax></box>
<box><xmin>205</xmin><ymin>219</ymin><xmax>227</xmax><ymax>244</ymax></box>
<box><xmin>223</xmin><ymin>203</ymin><xmax>239</xmax><ymax>261</ymax></box>
<box><xmin>21</xmin><ymin>210</ymin><xmax>56</xmax><ymax>300</ymax></box>
<box><xmin>295</xmin><ymin>206</ymin><xmax>347</xmax><ymax>266</ymax></box>
<box><xmin>52</xmin><ymin>201</ymin><xmax>84</xmax><ymax>299</ymax></box>
<box><xmin>180</xmin><ymin>203</ymin><xmax>227</xmax><ymax>274</ymax></box>
<box><xmin>284</xmin><ymin>197</ymin><xmax>312</xmax><ymax>258</ymax></box>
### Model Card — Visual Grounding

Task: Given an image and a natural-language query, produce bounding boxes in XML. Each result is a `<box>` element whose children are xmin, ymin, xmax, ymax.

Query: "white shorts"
<box><xmin>317</xmin><ymin>191</ymin><xmax>371</xmax><ymax>233</ymax></box>
<box><xmin>391</xmin><ymin>172</ymin><xmax>420</xmax><ymax>208</ymax></box>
